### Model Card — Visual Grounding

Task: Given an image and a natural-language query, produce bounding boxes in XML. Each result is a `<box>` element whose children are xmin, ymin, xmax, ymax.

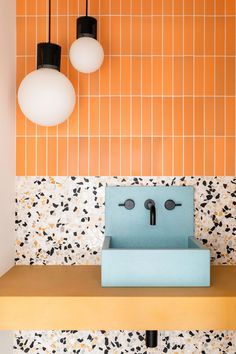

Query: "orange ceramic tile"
<box><xmin>215</xmin><ymin>57</ymin><xmax>224</xmax><ymax>96</ymax></box>
<box><xmin>99</xmin><ymin>15</ymin><xmax>109</xmax><ymax>51</ymax></box>
<box><xmin>226</xmin><ymin>98</ymin><xmax>235</xmax><ymax>135</ymax></box>
<box><xmin>153</xmin><ymin>57</ymin><xmax>162</xmax><ymax>95</ymax></box>
<box><xmin>152</xmin><ymin>138</ymin><xmax>163</xmax><ymax>175</ymax></box>
<box><xmin>142</xmin><ymin>138</ymin><xmax>151</xmax><ymax>175</ymax></box>
<box><xmin>110</xmin><ymin>16</ymin><xmax>120</xmax><ymax>54</ymax></box>
<box><xmin>90</xmin><ymin>70</ymin><xmax>99</xmax><ymax>96</ymax></box>
<box><xmin>226</xmin><ymin>18</ymin><xmax>235</xmax><ymax>55</ymax></box>
<box><xmin>131</xmin><ymin>17</ymin><xmax>141</xmax><ymax>54</ymax></box>
<box><xmin>195</xmin><ymin>17</ymin><xmax>204</xmax><ymax>55</ymax></box>
<box><xmin>153</xmin><ymin>17</ymin><xmax>162</xmax><ymax>54</ymax></box>
<box><xmin>142</xmin><ymin>57</ymin><xmax>152</xmax><ymax>95</ymax></box>
<box><xmin>215</xmin><ymin>137</ymin><xmax>225</xmax><ymax>175</ymax></box>
<box><xmin>26</xmin><ymin>0</ymin><xmax>36</xmax><ymax>15</ymax></box>
<box><xmin>184</xmin><ymin>57</ymin><xmax>193</xmax><ymax>95</ymax></box>
<box><xmin>111</xmin><ymin>57</ymin><xmax>121</xmax><ymax>94</ymax></box>
<box><xmin>173</xmin><ymin>98</ymin><xmax>182</xmax><ymax>136</ymax></box>
<box><xmin>90</xmin><ymin>138</ymin><xmax>99</xmax><ymax>175</ymax></box>
<box><xmin>99</xmin><ymin>59</ymin><xmax>109</xmax><ymax>95</ymax></box>
<box><xmin>26</xmin><ymin>138</ymin><xmax>36</xmax><ymax>175</ymax></box>
<box><xmin>163</xmin><ymin>0</ymin><xmax>172</xmax><ymax>14</ymax></box>
<box><xmin>121</xmin><ymin>138</ymin><xmax>131</xmax><ymax>175</ymax></box>
<box><xmin>111</xmin><ymin>97</ymin><xmax>121</xmax><ymax>136</ymax></box>
<box><xmin>174</xmin><ymin>0</ymin><xmax>183</xmax><ymax>14</ymax></box>
<box><xmin>131</xmin><ymin>138</ymin><xmax>141</xmax><ymax>175</ymax></box>
<box><xmin>174</xmin><ymin>58</ymin><xmax>183</xmax><ymax>96</ymax></box>
<box><xmin>153</xmin><ymin>98</ymin><xmax>162</xmax><ymax>136</ymax></box>
<box><xmin>69</xmin><ymin>101</ymin><xmax>79</xmax><ymax>137</ymax></box>
<box><xmin>205</xmin><ymin>98</ymin><xmax>215</xmax><ymax>135</ymax></box>
<box><xmin>153</xmin><ymin>0</ymin><xmax>162</xmax><ymax>15</ymax></box>
<box><xmin>16</xmin><ymin>0</ymin><xmax>25</xmax><ymax>16</ymax></box>
<box><xmin>99</xmin><ymin>0</ymin><xmax>110</xmax><ymax>15</ymax></box>
<box><xmin>16</xmin><ymin>57</ymin><xmax>25</xmax><ymax>92</ymax></box>
<box><xmin>205</xmin><ymin>57</ymin><xmax>214</xmax><ymax>95</ymax></box>
<box><xmin>36</xmin><ymin>124</ymin><xmax>47</xmax><ymax>137</ymax></box>
<box><xmin>131</xmin><ymin>0</ymin><xmax>141</xmax><ymax>15</ymax></box>
<box><xmin>163</xmin><ymin>17</ymin><xmax>172</xmax><ymax>55</ymax></box>
<box><xmin>184</xmin><ymin>98</ymin><xmax>193</xmax><ymax>135</ymax></box>
<box><xmin>78</xmin><ymin>72</ymin><xmax>89</xmax><ymax>95</ymax></box>
<box><xmin>37</xmin><ymin>137</ymin><xmax>47</xmax><ymax>176</ymax></box>
<box><xmin>195</xmin><ymin>0</ymin><xmax>205</xmax><ymax>14</ymax></box>
<box><xmin>195</xmin><ymin>58</ymin><xmax>204</xmax><ymax>95</ymax></box>
<box><xmin>79</xmin><ymin>97</ymin><xmax>88</xmax><ymax>135</ymax></box>
<box><xmin>120</xmin><ymin>17</ymin><xmax>131</xmax><ymax>54</ymax></box>
<box><xmin>16</xmin><ymin>103</ymin><xmax>26</xmax><ymax>137</ymax></box>
<box><xmin>16</xmin><ymin>137</ymin><xmax>25</xmax><ymax>176</ymax></box>
<box><xmin>58</xmin><ymin>138</ymin><xmax>68</xmax><ymax>175</ymax></box>
<box><xmin>195</xmin><ymin>98</ymin><xmax>204</xmax><ymax>136</ymax></box>
<box><xmin>226</xmin><ymin>0</ymin><xmax>235</xmax><ymax>15</ymax></box>
<box><xmin>173</xmin><ymin>137</ymin><xmax>183</xmax><ymax>176</ymax></box>
<box><xmin>131</xmin><ymin>97</ymin><xmax>141</xmax><ymax>136</ymax></box>
<box><xmin>205</xmin><ymin>137</ymin><xmax>214</xmax><ymax>175</ymax></box>
<box><xmin>195</xmin><ymin>137</ymin><xmax>204</xmax><ymax>175</ymax></box>
<box><xmin>163</xmin><ymin>138</ymin><xmax>172</xmax><ymax>175</ymax></box>
<box><xmin>68</xmin><ymin>137</ymin><xmax>78</xmax><ymax>176</ymax></box>
<box><xmin>163</xmin><ymin>57</ymin><xmax>172</xmax><ymax>95</ymax></box>
<box><xmin>184</xmin><ymin>17</ymin><xmax>193</xmax><ymax>55</ymax></box>
<box><xmin>37</xmin><ymin>0</ymin><xmax>47</xmax><ymax>15</ymax></box>
<box><xmin>226</xmin><ymin>58</ymin><xmax>235</xmax><ymax>96</ymax></box>
<box><xmin>100</xmin><ymin>138</ymin><xmax>109</xmax><ymax>175</ymax></box>
<box><xmin>89</xmin><ymin>0</ymin><xmax>100</xmax><ymax>15</ymax></box>
<box><xmin>215</xmin><ymin>18</ymin><xmax>225</xmax><ymax>55</ymax></box>
<box><xmin>111</xmin><ymin>0</ymin><xmax>121</xmax><ymax>14</ymax></box>
<box><xmin>26</xmin><ymin>117</ymin><xmax>36</xmax><ymax>136</ymax></box>
<box><xmin>163</xmin><ymin>98</ymin><xmax>172</xmax><ymax>136</ymax></box>
<box><xmin>205</xmin><ymin>0</ymin><xmax>214</xmax><ymax>15</ymax></box>
<box><xmin>121</xmin><ymin>0</ymin><xmax>131</xmax><ymax>14</ymax></box>
<box><xmin>100</xmin><ymin>97</ymin><xmax>110</xmax><ymax>136</ymax></box>
<box><xmin>90</xmin><ymin>97</ymin><xmax>99</xmax><ymax>135</ymax></box>
<box><xmin>184</xmin><ymin>0</ymin><xmax>194</xmax><ymax>14</ymax></box>
<box><xmin>142</xmin><ymin>0</ymin><xmax>152</xmax><ymax>15</ymax></box>
<box><xmin>215</xmin><ymin>0</ymin><xmax>225</xmax><ymax>14</ymax></box>
<box><xmin>69</xmin><ymin>0</ymin><xmax>78</xmax><ymax>14</ymax></box>
<box><xmin>58</xmin><ymin>118</ymin><xmax>69</xmax><ymax>137</ymax></box>
<box><xmin>111</xmin><ymin>138</ymin><xmax>120</xmax><ymax>175</ymax></box>
<box><xmin>142</xmin><ymin>98</ymin><xmax>151</xmax><ymax>136</ymax></box>
<box><xmin>69</xmin><ymin>16</ymin><xmax>77</xmax><ymax>46</ymax></box>
<box><xmin>47</xmin><ymin>124</ymin><xmax>57</xmax><ymax>137</ymax></box>
<box><xmin>142</xmin><ymin>17</ymin><xmax>152</xmax><ymax>55</ymax></box>
<box><xmin>184</xmin><ymin>138</ymin><xmax>193</xmax><ymax>176</ymax></box>
<box><xmin>79</xmin><ymin>138</ymin><xmax>88</xmax><ymax>175</ymax></box>
<box><xmin>174</xmin><ymin>17</ymin><xmax>183</xmax><ymax>54</ymax></box>
<box><xmin>121</xmin><ymin>57</ymin><xmax>131</xmax><ymax>95</ymax></box>
<box><xmin>121</xmin><ymin>97</ymin><xmax>130</xmax><ymax>136</ymax></box>
<box><xmin>226</xmin><ymin>138</ymin><xmax>235</xmax><ymax>175</ymax></box>
<box><xmin>131</xmin><ymin>59</ymin><xmax>141</xmax><ymax>95</ymax></box>
<box><xmin>215</xmin><ymin>98</ymin><xmax>225</xmax><ymax>135</ymax></box>
<box><xmin>58</xmin><ymin>16</ymin><xmax>68</xmax><ymax>55</ymax></box>
<box><xmin>36</xmin><ymin>17</ymin><xmax>47</xmax><ymax>43</ymax></box>
<box><xmin>205</xmin><ymin>17</ymin><xmax>214</xmax><ymax>55</ymax></box>
<box><xmin>16</xmin><ymin>17</ymin><xmax>26</xmax><ymax>55</ymax></box>
<box><xmin>47</xmin><ymin>137</ymin><xmax>57</xmax><ymax>176</ymax></box>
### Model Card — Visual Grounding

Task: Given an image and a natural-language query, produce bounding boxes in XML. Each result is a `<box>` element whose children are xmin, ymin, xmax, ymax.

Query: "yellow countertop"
<box><xmin>0</xmin><ymin>265</ymin><xmax>235</xmax><ymax>330</ymax></box>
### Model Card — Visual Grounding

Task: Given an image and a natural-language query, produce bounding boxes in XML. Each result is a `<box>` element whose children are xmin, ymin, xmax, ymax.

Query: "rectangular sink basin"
<box><xmin>102</xmin><ymin>236</ymin><xmax>210</xmax><ymax>287</ymax></box>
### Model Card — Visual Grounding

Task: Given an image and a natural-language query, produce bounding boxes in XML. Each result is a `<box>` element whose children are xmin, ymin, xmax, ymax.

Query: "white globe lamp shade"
<box><xmin>18</xmin><ymin>68</ymin><xmax>76</xmax><ymax>126</ymax></box>
<box><xmin>69</xmin><ymin>37</ymin><xmax>104</xmax><ymax>74</ymax></box>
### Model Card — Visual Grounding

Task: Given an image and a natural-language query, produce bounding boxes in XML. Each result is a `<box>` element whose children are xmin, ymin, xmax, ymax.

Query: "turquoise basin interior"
<box><xmin>102</xmin><ymin>186</ymin><xmax>210</xmax><ymax>287</ymax></box>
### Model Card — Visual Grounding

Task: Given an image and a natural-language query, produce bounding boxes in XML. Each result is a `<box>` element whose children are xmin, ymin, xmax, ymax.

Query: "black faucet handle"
<box><xmin>118</xmin><ymin>199</ymin><xmax>135</xmax><ymax>210</ymax></box>
<box><xmin>164</xmin><ymin>199</ymin><xmax>182</xmax><ymax>210</ymax></box>
<box><xmin>144</xmin><ymin>199</ymin><xmax>155</xmax><ymax>209</ymax></box>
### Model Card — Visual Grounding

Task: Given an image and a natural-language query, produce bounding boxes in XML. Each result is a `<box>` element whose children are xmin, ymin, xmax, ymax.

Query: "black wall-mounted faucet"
<box><xmin>144</xmin><ymin>199</ymin><xmax>156</xmax><ymax>225</ymax></box>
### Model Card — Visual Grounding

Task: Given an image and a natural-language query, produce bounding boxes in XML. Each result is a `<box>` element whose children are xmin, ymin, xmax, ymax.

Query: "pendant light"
<box><xmin>69</xmin><ymin>0</ymin><xmax>104</xmax><ymax>73</ymax></box>
<box><xmin>18</xmin><ymin>0</ymin><xmax>76</xmax><ymax>127</ymax></box>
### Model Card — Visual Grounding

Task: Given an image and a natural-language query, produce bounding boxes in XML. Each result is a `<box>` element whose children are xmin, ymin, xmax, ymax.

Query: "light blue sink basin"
<box><xmin>101</xmin><ymin>186</ymin><xmax>210</xmax><ymax>287</ymax></box>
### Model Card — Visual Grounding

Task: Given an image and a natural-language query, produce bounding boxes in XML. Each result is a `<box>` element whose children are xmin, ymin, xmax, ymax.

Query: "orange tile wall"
<box><xmin>16</xmin><ymin>0</ymin><xmax>236</xmax><ymax>176</ymax></box>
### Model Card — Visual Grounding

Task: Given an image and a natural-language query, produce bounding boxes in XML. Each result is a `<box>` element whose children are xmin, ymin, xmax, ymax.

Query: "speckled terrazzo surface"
<box><xmin>14</xmin><ymin>176</ymin><xmax>236</xmax><ymax>353</ymax></box>
<box><xmin>15</xmin><ymin>176</ymin><xmax>236</xmax><ymax>265</ymax></box>
<box><xmin>13</xmin><ymin>330</ymin><xmax>236</xmax><ymax>354</ymax></box>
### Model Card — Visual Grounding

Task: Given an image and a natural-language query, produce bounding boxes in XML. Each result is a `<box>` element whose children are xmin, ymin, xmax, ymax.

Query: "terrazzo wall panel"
<box><xmin>14</xmin><ymin>176</ymin><xmax>236</xmax><ymax>353</ymax></box>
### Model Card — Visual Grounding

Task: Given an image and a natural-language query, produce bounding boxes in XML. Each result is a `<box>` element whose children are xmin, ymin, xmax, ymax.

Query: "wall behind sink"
<box><xmin>15</xmin><ymin>0</ymin><xmax>235</xmax><ymax>353</ymax></box>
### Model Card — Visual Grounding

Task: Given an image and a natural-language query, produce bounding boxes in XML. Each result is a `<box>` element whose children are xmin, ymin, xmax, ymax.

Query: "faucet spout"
<box><xmin>144</xmin><ymin>199</ymin><xmax>156</xmax><ymax>226</ymax></box>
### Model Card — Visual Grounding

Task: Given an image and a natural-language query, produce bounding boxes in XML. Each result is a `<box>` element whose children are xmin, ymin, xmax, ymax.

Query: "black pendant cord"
<box><xmin>48</xmin><ymin>0</ymin><xmax>51</xmax><ymax>43</ymax></box>
<box><xmin>86</xmin><ymin>0</ymin><xmax>88</xmax><ymax>16</ymax></box>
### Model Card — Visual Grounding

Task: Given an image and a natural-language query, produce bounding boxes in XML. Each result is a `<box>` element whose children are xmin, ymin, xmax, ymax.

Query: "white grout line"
<box><xmin>171</xmin><ymin>0</ymin><xmax>174</xmax><ymax>176</ymax></box>
<box><xmin>203</xmin><ymin>0</ymin><xmax>206</xmax><ymax>175</ymax></box>
<box><xmin>17</xmin><ymin>54</ymin><xmax>236</xmax><ymax>58</ymax></box>
<box><xmin>17</xmin><ymin>134</ymin><xmax>236</xmax><ymax>138</ymax></box>
<box><xmin>151</xmin><ymin>0</ymin><xmax>153</xmax><ymax>176</ymax></box>
<box><xmin>17</xmin><ymin>14</ymin><xmax>236</xmax><ymax>18</ymax></box>
<box><xmin>182</xmin><ymin>0</ymin><xmax>185</xmax><ymax>175</ymax></box>
<box><xmin>213</xmin><ymin>0</ymin><xmax>216</xmax><ymax>176</ymax></box>
<box><xmin>193</xmin><ymin>0</ymin><xmax>196</xmax><ymax>176</ymax></box>
<box><xmin>161</xmin><ymin>0</ymin><xmax>164</xmax><ymax>175</ymax></box>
